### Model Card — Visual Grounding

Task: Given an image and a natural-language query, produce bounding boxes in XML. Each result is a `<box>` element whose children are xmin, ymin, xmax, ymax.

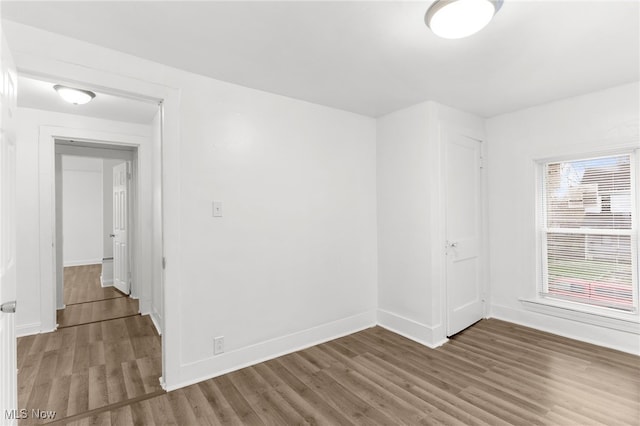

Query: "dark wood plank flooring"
<box><xmin>57</xmin><ymin>298</ymin><xmax>140</xmax><ymax>329</ymax></box>
<box><xmin>21</xmin><ymin>265</ymin><xmax>640</xmax><ymax>425</ymax></box>
<box><xmin>17</xmin><ymin>315</ymin><xmax>162</xmax><ymax>425</ymax></box>
<box><xmin>64</xmin><ymin>265</ymin><xmax>124</xmax><ymax>305</ymax></box>
<box><xmin>17</xmin><ymin>264</ymin><xmax>160</xmax><ymax>425</ymax></box>
<box><xmin>57</xmin><ymin>265</ymin><xmax>139</xmax><ymax>328</ymax></box>
<box><xmin>39</xmin><ymin>318</ymin><xmax>640</xmax><ymax>426</ymax></box>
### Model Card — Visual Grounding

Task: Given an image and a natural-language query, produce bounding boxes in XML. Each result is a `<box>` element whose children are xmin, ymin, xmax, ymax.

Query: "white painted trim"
<box><xmin>167</xmin><ymin>310</ymin><xmax>376</xmax><ymax>392</ymax></box>
<box><xmin>159</xmin><ymin>93</ymin><xmax>182</xmax><ymax>390</ymax></box>
<box><xmin>16</xmin><ymin>323</ymin><xmax>42</xmax><ymax>338</ymax></box>
<box><xmin>101</xmin><ymin>258</ymin><xmax>114</xmax><ymax>287</ymax></box>
<box><xmin>63</xmin><ymin>259</ymin><xmax>102</xmax><ymax>267</ymax></box>
<box><xmin>39</xmin><ymin>126</ymin><xmax>147</xmax><ymax>333</ymax></box>
<box><xmin>377</xmin><ymin>309</ymin><xmax>448</xmax><ymax>349</ymax></box>
<box><xmin>55</xmin><ymin>153</ymin><xmax>64</xmax><ymax>312</ymax></box>
<box><xmin>138</xmin><ymin>298</ymin><xmax>150</xmax><ymax>316</ymax></box>
<box><xmin>14</xmin><ymin>50</ymin><xmax>179</xmax><ymax>392</ymax></box>
<box><xmin>490</xmin><ymin>303</ymin><xmax>640</xmax><ymax>355</ymax></box>
<box><xmin>150</xmin><ymin>309</ymin><xmax>162</xmax><ymax>336</ymax></box>
<box><xmin>428</xmin><ymin>102</ymin><xmax>489</xmax><ymax>343</ymax></box>
<box><xmin>100</xmin><ymin>276</ymin><xmax>113</xmax><ymax>287</ymax></box>
<box><xmin>39</xmin><ymin>130</ymin><xmax>57</xmax><ymax>333</ymax></box>
<box><xmin>520</xmin><ymin>298</ymin><xmax>640</xmax><ymax>334</ymax></box>
<box><xmin>438</xmin><ymin>130</ymin><xmax>488</xmax><ymax>336</ymax></box>
<box><xmin>534</xmin><ymin>147</ymin><xmax>640</xmax><ymax>316</ymax></box>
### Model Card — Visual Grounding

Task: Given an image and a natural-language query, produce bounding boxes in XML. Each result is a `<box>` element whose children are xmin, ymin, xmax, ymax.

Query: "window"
<box><xmin>540</xmin><ymin>153</ymin><xmax>637</xmax><ymax>312</ymax></box>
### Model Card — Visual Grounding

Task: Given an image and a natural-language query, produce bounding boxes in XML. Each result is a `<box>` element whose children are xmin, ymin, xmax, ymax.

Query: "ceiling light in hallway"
<box><xmin>425</xmin><ymin>0</ymin><xmax>503</xmax><ymax>39</ymax></box>
<box><xmin>53</xmin><ymin>84</ymin><xmax>96</xmax><ymax>105</ymax></box>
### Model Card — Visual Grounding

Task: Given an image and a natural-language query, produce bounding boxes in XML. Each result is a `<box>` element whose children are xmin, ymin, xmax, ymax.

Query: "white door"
<box><xmin>445</xmin><ymin>132</ymin><xmax>484</xmax><ymax>336</ymax></box>
<box><xmin>112</xmin><ymin>162</ymin><xmax>130</xmax><ymax>295</ymax></box>
<box><xmin>0</xmin><ymin>29</ymin><xmax>18</xmax><ymax>423</ymax></box>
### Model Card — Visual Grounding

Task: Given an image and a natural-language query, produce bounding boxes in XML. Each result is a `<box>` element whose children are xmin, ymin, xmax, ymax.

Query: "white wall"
<box><xmin>8</xmin><ymin>22</ymin><xmax>378</xmax><ymax>389</ymax></box>
<box><xmin>176</xmin><ymin>71</ymin><xmax>377</xmax><ymax>381</ymax></box>
<box><xmin>376</xmin><ymin>102</ymin><xmax>432</xmax><ymax>327</ymax></box>
<box><xmin>62</xmin><ymin>156</ymin><xmax>103</xmax><ymax>266</ymax></box>
<box><xmin>376</xmin><ymin>101</ymin><xmax>486</xmax><ymax>347</ymax></box>
<box><xmin>487</xmin><ymin>82</ymin><xmax>640</xmax><ymax>354</ymax></box>
<box><xmin>15</xmin><ymin>107</ymin><xmax>152</xmax><ymax>336</ymax></box>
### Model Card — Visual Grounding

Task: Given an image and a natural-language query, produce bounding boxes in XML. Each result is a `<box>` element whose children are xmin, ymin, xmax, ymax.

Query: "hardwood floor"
<box><xmin>17</xmin><ymin>315</ymin><xmax>162</xmax><ymax>425</ymax></box>
<box><xmin>32</xmin><ymin>318</ymin><xmax>639</xmax><ymax>426</ymax></box>
<box><xmin>16</xmin><ymin>264</ymin><xmax>161</xmax><ymax>425</ymax></box>
<box><xmin>57</xmin><ymin>265</ymin><xmax>139</xmax><ymax>328</ymax></box>
<box><xmin>64</xmin><ymin>265</ymin><xmax>124</xmax><ymax>305</ymax></box>
<box><xmin>57</xmin><ymin>298</ymin><xmax>140</xmax><ymax>329</ymax></box>
<box><xmin>20</xmin><ymin>266</ymin><xmax>640</xmax><ymax>425</ymax></box>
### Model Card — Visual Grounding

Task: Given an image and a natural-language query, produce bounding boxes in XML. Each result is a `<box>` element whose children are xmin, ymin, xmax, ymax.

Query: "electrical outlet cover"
<box><xmin>214</xmin><ymin>336</ymin><xmax>224</xmax><ymax>355</ymax></box>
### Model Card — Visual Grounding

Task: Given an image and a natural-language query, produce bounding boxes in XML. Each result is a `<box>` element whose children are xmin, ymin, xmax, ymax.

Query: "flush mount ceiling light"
<box><xmin>425</xmin><ymin>0</ymin><xmax>503</xmax><ymax>39</ymax></box>
<box><xmin>53</xmin><ymin>84</ymin><xmax>96</xmax><ymax>105</ymax></box>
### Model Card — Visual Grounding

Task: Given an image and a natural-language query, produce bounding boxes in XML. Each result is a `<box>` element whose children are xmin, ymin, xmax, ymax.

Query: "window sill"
<box><xmin>520</xmin><ymin>298</ymin><xmax>640</xmax><ymax>334</ymax></box>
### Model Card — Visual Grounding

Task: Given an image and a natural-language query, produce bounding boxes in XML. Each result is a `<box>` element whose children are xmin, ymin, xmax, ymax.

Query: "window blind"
<box><xmin>542</xmin><ymin>154</ymin><xmax>636</xmax><ymax>311</ymax></box>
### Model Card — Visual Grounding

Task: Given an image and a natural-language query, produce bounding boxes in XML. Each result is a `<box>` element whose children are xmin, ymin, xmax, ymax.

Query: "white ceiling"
<box><xmin>17</xmin><ymin>75</ymin><xmax>159</xmax><ymax>124</ymax></box>
<box><xmin>2</xmin><ymin>1</ymin><xmax>638</xmax><ymax>118</ymax></box>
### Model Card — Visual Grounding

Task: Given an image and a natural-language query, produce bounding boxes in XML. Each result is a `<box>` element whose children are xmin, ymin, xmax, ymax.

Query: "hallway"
<box><xmin>57</xmin><ymin>265</ymin><xmax>139</xmax><ymax>328</ymax></box>
<box><xmin>17</xmin><ymin>266</ymin><xmax>162</xmax><ymax>424</ymax></box>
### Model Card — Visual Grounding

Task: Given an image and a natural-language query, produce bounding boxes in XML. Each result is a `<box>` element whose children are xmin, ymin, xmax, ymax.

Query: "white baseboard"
<box><xmin>63</xmin><ymin>259</ymin><xmax>102</xmax><ymax>267</ymax></box>
<box><xmin>165</xmin><ymin>309</ymin><xmax>377</xmax><ymax>392</ymax></box>
<box><xmin>16</xmin><ymin>322</ymin><xmax>42</xmax><ymax>337</ymax></box>
<box><xmin>490</xmin><ymin>303</ymin><xmax>640</xmax><ymax>355</ymax></box>
<box><xmin>138</xmin><ymin>298</ymin><xmax>150</xmax><ymax>316</ymax></box>
<box><xmin>100</xmin><ymin>275</ymin><xmax>113</xmax><ymax>287</ymax></box>
<box><xmin>377</xmin><ymin>309</ymin><xmax>448</xmax><ymax>349</ymax></box>
<box><xmin>150</xmin><ymin>309</ymin><xmax>162</xmax><ymax>336</ymax></box>
<box><xmin>101</xmin><ymin>258</ymin><xmax>113</xmax><ymax>287</ymax></box>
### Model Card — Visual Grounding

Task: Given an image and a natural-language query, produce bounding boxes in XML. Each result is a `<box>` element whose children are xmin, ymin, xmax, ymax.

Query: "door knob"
<box><xmin>110</xmin><ymin>234</ymin><xmax>116</xmax><ymax>238</ymax></box>
<box><xmin>448</xmin><ymin>241</ymin><xmax>458</xmax><ymax>248</ymax></box>
<box><xmin>1</xmin><ymin>301</ymin><xmax>16</xmax><ymax>313</ymax></box>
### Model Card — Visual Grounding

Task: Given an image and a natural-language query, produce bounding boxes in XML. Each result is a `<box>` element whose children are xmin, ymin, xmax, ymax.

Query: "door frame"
<box><xmin>15</xmin><ymin>54</ymin><xmax>181</xmax><ymax>389</ymax></box>
<box><xmin>54</xmin><ymin>141</ymin><xmax>137</xmax><ymax>310</ymax></box>
<box><xmin>40</xmin><ymin>129</ymin><xmax>144</xmax><ymax>333</ymax></box>
<box><xmin>441</xmin><ymin>129</ymin><xmax>486</xmax><ymax>336</ymax></box>
<box><xmin>437</xmin><ymin>124</ymin><xmax>490</xmax><ymax>339</ymax></box>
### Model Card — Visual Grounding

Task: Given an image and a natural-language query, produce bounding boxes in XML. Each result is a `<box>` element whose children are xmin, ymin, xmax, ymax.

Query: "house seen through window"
<box><xmin>541</xmin><ymin>153</ymin><xmax>637</xmax><ymax>312</ymax></box>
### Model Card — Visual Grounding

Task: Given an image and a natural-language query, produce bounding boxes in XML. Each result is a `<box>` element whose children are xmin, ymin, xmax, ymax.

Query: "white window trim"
<box><xmin>527</xmin><ymin>147</ymin><xmax>640</xmax><ymax>332</ymax></box>
<box><xmin>520</xmin><ymin>298</ymin><xmax>640</xmax><ymax>334</ymax></box>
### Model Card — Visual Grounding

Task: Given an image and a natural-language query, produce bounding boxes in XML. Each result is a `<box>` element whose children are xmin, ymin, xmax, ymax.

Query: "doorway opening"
<box><xmin>10</xmin><ymin>67</ymin><xmax>172</xmax><ymax>420</ymax></box>
<box><xmin>54</xmin><ymin>140</ymin><xmax>138</xmax><ymax>328</ymax></box>
<box><xmin>9</xmin><ymin>59</ymin><xmax>180</xmax><ymax>402</ymax></box>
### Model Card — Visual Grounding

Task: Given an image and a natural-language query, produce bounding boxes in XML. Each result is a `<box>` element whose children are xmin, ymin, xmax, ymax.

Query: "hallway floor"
<box><xmin>17</xmin><ymin>265</ymin><xmax>162</xmax><ymax>425</ymax></box>
<box><xmin>57</xmin><ymin>265</ymin><xmax>139</xmax><ymax>328</ymax></box>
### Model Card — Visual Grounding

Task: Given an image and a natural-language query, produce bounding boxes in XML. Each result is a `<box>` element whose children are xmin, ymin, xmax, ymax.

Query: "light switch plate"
<box><xmin>213</xmin><ymin>201</ymin><xmax>223</xmax><ymax>217</ymax></box>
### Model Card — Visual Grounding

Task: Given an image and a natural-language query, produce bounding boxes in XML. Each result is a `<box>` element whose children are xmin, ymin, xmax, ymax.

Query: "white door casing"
<box><xmin>0</xmin><ymin>29</ymin><xmax>18</xmax><ymax>424</ymax></box>
<box><xmin>24</xmin><ymin>48</ymin><xmax>176</xmax><ymax>387</ymax></box>
<box><xmin>113</xmin><ymin>162</ymin><xmax>130</xmax><ymax>295</ymax></box>
<box><xmin>445</xmin><ymin>132</ymin><xmax>484</xmax><ymax>336</ymax></box>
